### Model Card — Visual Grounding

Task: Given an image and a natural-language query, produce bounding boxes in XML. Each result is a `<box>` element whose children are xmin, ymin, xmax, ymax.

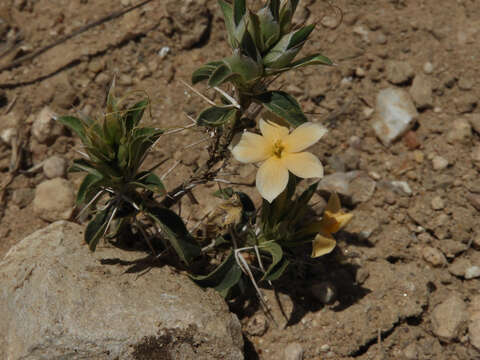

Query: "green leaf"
<box><xmin>190</xmin><ymin>251</ymin><xmax>242</xmax><ymax>297</ymax></box>
<box><xmin>259</xmin><ymin>241</ymin><xmax>288</xmax><ymax>281</ymax></box>
<box><xmin>57</xmin><ymin>116</ymin><xmax>87</xmax><ymax>143</ymax></box>
<box><xmin>279</xmin><ymin>0</ymin><xmax>299</xmax><ymax>34</ymax></box>
<box><xmin>256</xmin><ymin>7</ymin><xmax>280</xmax><ymax>51</ymax></box>
<box><xmin>223</xmin><ymin>51</ymin><xmax>263</xmax><ymax>83</ymax></box>
<box><xmin>77</xmin><ymin>173</ymin><xmax>103</xmax><ymax>205</ymax></box>
<box><xmin>196</xmin><ymin>106</ymin><xmax>238</xmax><ymax>127</ymax></box>
<box><xmin>125</xmin><ymin>99</ymin><xmax>149</xmax><ymax>132</ymax></box>
<box><xmin>233</xmin><ymin>0</ymin><xmax>246</xmax><ymax>26</ymax></box>
<box><xmin>208</xmin><ymin>64</ymin><xmax>237</xmax><ymax>87</ymax></box>
<box><xmin>288</xmin><ymin>181</ymin><xmax>318</xmax><ymax>226</ymax></box>
<box><xmin>213</xmin><ymin>187</ymin><xmax>235</xmax><ymax>199</ymax></box>
<box><xmin>147</xmin><ymin>207</ymin><xmax>200</xmax><ymax>264</ymax></box>
<box><xmin>288</xmin><ymin>24</ymin><xmax>315</xmax><ymax>49</ymax></box>
<box><xmin>290</xmin><ymin>53</ymin><xmax>333</xmax><ymax>68</ymax></box>
<box><xmin>85</xmin><ymin>206</ymin><xmax>113</xmax><ymax>251</ymax></box>
<box><xmin>128</xmin><ymin>127</ymin><xmax>163</xmax><ymax>172</ymax></box>
<box><xmin>254</xmin><ymin>91</ymin><xmax>307</xmax><ymax>127</ymax></box>
<box><xmin>218</xmin><ymin>0</ymin><xmax>236</xmax><ymax>47</ymax></box>
<box><xmin>70</xmin><ymin>159</ymin><xmax>104</xmax><ymax>178</ymax></box>
<box><xmin>268</xmin><ymin>0</ymin><xmax>280</xmax><ymax>21</ymax></box>
<box><xmin>192</xmin><ymin>61</ymin><xmax>223</xmax><ymax>84</ymax></box>
<box><xmin>236</xmin><ymin>191</ymin><xmax>256</xmax><ymax>221</ymax></box>
<box><xmin>132</xmin><ymin>173</ymin><xmax>165</xmax><ymax>195</ymax></box>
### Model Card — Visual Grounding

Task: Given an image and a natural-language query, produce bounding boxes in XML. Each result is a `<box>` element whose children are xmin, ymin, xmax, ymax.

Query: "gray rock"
<box><xmin>446</xmin><ymin>118</ymin><xmax>472</xmax><ymax>144</ymax></box>
<box><xmin>431</xmin><ymin>295</ymin><xmax>468</xmax><ymax>341</ymax></box>
<box><xmin>0</xmin><ymin>221</ymin><xmax>244</xmax><ymax>360</ymax></box>
<box><xmin>317</xmin><ymin>171</ymin><xmax>362</xmax><ymax>199</ymax></box>
<box><xmin>386</xmin><ymin>60</ymin><xmax>414</xmax><ymax>84</ymax></box>
<box><xmin>389</xmin><ymin>181</ymin><xmax>413</xmax><ymax>196</ymax></box>
<box><xmin>465</xmin><ymin>266</ymin><xmax>480</xmax><ymax>280</ymax></box>
<box><xmin>469</xmin><ymin>312</ymin><xmax>480</xmax><ymax>351</ymax></box>
<box><xmin>422</xmin><ymin>246</ymin><xmax>446</xmax><ymax>267</ymax></box>
<box><xmin>33</xmin><ymin>178</ymin><xmax>76</xmax><ymax>222</ymax></box>
<box><xmin>409</xmin><ymin>75</ymin><xmax>433</xmax><ymax>110</ymax></box>
<box><xmin>284</xmin><ymin>342</ymin><xmax>304</xmax><ymax>360</ymax></box>
<box><xmin>372</xmin><ymin>88</ymin><xmax>418</xmax><ymax>146</ymax></box>
<box><xmin>350</xmin><ymin>176</ymin><xmax>376</xmax><ymax>204</ymax></box>
<box><xmin>32</xmin><ymin>106</ymin><xmax>64</xmax><ymax>144</ymax></box>
<box><xmin>43</xmin><ymin>155</ymin><xmax>68</xmax><ymax>179</ymax></box>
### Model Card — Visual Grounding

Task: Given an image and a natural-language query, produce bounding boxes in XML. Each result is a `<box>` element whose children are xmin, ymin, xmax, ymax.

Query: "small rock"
<box><xmin>355</xmin><ymin>268</ymin><xmax>369</xmax><ymax>284</ymax></box>
<box><xmin>311</xmin><ymin>281</ymin><xmax>337</xmax><ymax>305</ymax></box>
<box><xmin>431</xmin><ymin>196</ymin><xmax>445</xmax><ymax>210</ymax></box>
<box><xmin>118</xmin><ymin>74</ymin><xmax>133</xmax><ymax>86</ymax></box>
<box><xmin>33</xmin><ymin>178</ymin><xmax>75</xmax><ymax>222</ymax></box>
<box><xmin>458</xmin><ymin>76</ymin><xmax>474</xmax><ymax>91</ymax></box>
<box><xmin>32</xmin><ymin>107</ymin><xmax>63</xmax><ymax>144</ymax></box>
<box><xmin>469</xmin><ymin>113</ymin><xmax>480</xmax><ymax>134</ymax></box>
<box><xmin>352</xmin><ymin>25</ymin><xmax>369</xmax><ymax>42</ymax></box>
<box><xmin>448</xmin><ymin>258</ymin><xmax>472</xmax><ymax>278</ymax></box>
<box><xmin>409</xmin><ymin>75</ymin><xmax>433</xmax><ymax>110</ymax></box>
<box><xmin>350</xmin><ymin>176</ymin><xmax>376</xmax><ymax>204</ymax></box>
<box><xmin>355</xmin><ymin>67</ymin><xmax>366</xmax><ymax>78</ymax></box>
<box><xmin>454</xmin><ymin>93</ymin><xmax>477</xmax><ymax>114</ymax></box>
<box><xmin>465</xmin><ymin>266</ymin><xmax>480</xmax><ymax>280</ymax></box>
<box><xmin>471</xmin><ymin>145</ymin><xmax>480</xmax><ymax>163</ymax></box>
<box><xmin>413</xmin><ymin>150</ymin><xmax>424</xmax><ymax>163</ymax></box>
<box><xmin>390</xmin><ymin>181</ymin><xmax>412</xmax><ymax>196</ymax></box>
<box><xmin>43</xmin><ymin>156</ymin><xmax>68</xmax><ymax>179</ymax></box>
<box><xmin>422</xmin><ymin>247</ymin><xmax>446</xmax><ymax>267</ymax></box>
<box><xmin>439</xmin><ymin>240</ymin><xmax>468</xmax><ymax>259</ymax></box>
<box><xmin>473</xmin><ymin>234</ymin><xmax>480</xmax><ymax>250</ymax></box>
<box><xmin>11</xmin><ymin>188</ymin><xmax>35</xmax><ymax>208</ymax></box>
<box><xmin>317</xmin><ymin>171</ymin><xmax>361</xmax><ymax>200</ymax></box>
<box><xmin>284</xmin><ymin>342</ymin><xmax>304</xmax><ymax>360</ymax></box>
<box><xmin>403</xmin><ymin>343</ymin><xmax>419</xmax><ymax>360</ymax></box>
<box><xmin>431</xmin><ymin>294</ymin><xmax>468</xmax><ymax>341</ymax></box>
<box><xmin>88</xmin><ymin>59</ymin><xmax>104</xmax><ymax>73</ymax></box>
<box><xmin>432</xmin><ymin>156</ymin><xmax>449</xmax><ymax>170</ymax></box>
<box><xmin>245</xmin><ymin>314</ymin><xmax>268</xmax><ymax>337</ymax></box>
<box><xmin>469</xmin><ymin>312</ymin><xmax>480</xmax><ymax>351</ymax></box>
<box><xmin>321</xmin><ymin>15</ymin><xmax>338</xmax><ymax>29</ymax></box>
<box><xmin>423</xmin><ymin>62</ymin><xmax>434</xmax><ymax>74</ymax></box>
<box><xmin>447</xmin><ymin>118</ymin><xmax>472</xmax><ymax>143</ymax></box>
<box><xmin>385</xmin><ymin>60</ymin><xmax>414</xmax><ymax>84</ymax></box>
<box><xmin>371</xmin><ymin>88</ymin><xmax>418</xmax><ymax>146</ymax></box>
<box><xmin>467</xmin><ymin>193</ymin><xmax>480</xmax><ymax>211</ymax></box>
<box><xmin>0</xmin><ymin>112</ymin><xmax>20</xmax><ymax>146</ymax></box>
<box><xmin>375</xmin><ymin>32</ymin><xmax>387</xmax><ymax>45</ymax></box>
<box><xmin>403</xmin><ymin>130</ymin><xmax>421</xmax><ymax>150</ymax></box>
<box><xmin>0</xmin><ymin>127</ymin><xmax>18</xmax><ymax>147</ymax></box>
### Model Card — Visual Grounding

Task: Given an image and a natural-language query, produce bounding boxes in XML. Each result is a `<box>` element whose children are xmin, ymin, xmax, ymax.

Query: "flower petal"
<box><xmin>282</xmin><ymin>152</ymin><xmax>324</xmax><ymax>178</ymax></box>
<box><xmin>283</xmin><ymin>122</ymin><xmax>327</xmax><ymax>153</ymax></box>
<box><xmin>259</xmin><ymin>119</ymin><xmax>289</xmax><ymax>144</ymax></box>
<box><xmin>231</xmin><ymin>131</ymin><xmax>272</xmax><ymax>163</ymax></box>
<box><xmin>311</xmin><ymin>233</ymin><xmax>336</xmax><ymax>258</ymax></box>
<box><xmin>256</xmin><ymin>157</ymin><xmax>289</xmax><ymax>203</ymax></box>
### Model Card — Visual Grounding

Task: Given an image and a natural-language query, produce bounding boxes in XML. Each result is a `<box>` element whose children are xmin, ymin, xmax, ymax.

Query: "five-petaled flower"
<box><xmin>232</xmin><ymin>119</ymin><xmax>327</xmax><ymax>202</ymax></box>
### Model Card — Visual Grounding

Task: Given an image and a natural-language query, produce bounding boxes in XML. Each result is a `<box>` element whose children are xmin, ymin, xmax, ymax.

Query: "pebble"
<box><xmin>448</xmin><ymin>258</ymin><xmax>471</xmax><ymax>278</ymax></box>
<box><xmin>403</xmin><ymin>343</ymin><xmax>419</xmax><ymax>360</ymax></box>
<box><xmin>371</xmin><ymin>88</ymin><xmax>418</xmax><ymax>146</ymax></box>
<box><xmin>439</xmin><ymin>240</ymin><xmax>468</xmax><ymax>259</ymax></box>
<box><xmin>458</xmin><ymin>76</ymin><xmax>474</xmax><ymax>91</ymax></box>
<box><xmin>467</xmin><ymin>193</ymin><xmax>480</xmax><ymax>211</ymax></box>
<box><xmin>321</xmin><ymin>15</ymin><xmax>338</xmax><ymax>29</ymax></box>
<box><xmin>432</xmin><ymin>156</ymin><xmax>449</xmax><ymax>171</ymax></box>
<box><xmin>469</xmin><ymin>113</ymin><xmax>480</xmax><ymax>134</ymax></box>
<box><xmin>465</xmin><ymin>266</ymin><xmax>480</xmax><ymax>280</ymax></box>
<box><xmin>88</xmin><ymin>59</ymin><xmax>104</xmax><ymax>73</ymax></box>
<box><xmin>311</xmin><ymin>281</ymin><xmax>337</xmax><ymax>305</ymax></box>
<box><xmin>454</xmin><ymin>93</ymin><xmax>477</xmax><ymax>114</ymax></box>
<box><xmin>0</xmin><ymin>112</ymin><xmax>20</xmax><ymax>146</ymax></box>
<box><xmin>447</xmin><ymin>118</ymin><xmax>472</xmax><ymax>144</ymax></box>
<box><xmin>245</xmin><ymin>314</ymin><xmax>268</xmax><ymax>337</ymax></box>
<box><xmin>385</xmin><ymin>60</ymin><xmax>414</xmax><ymax>84</ymax></box>
<box><xmin>375</xmin><ymin>32</ymin><xmax>387</xmax><ymax>45</ymax></box>
<box><xmin>317</xmin><ymin>171</ymin><xmax>361</xmax><ymax>200</ymax></box>
<box><xmin>284</xmin><ymin>342</ymin><xmax>304</xmax><ymax>360</ymax></box>
<box><xmin>118</xmin><ymin>74</ymin><xmax>133</xmax><ymax>86</ymax></box>
<box><xmin>32</xmin><ymin>106</ymin><xmax>63</xmax><ymax>144</ymax></box>
<box><xmin>390</xmin><ymin>181</ymin><xmax>412</xmax><ymax>196</ymax></box>
<box><xmin>413</xmin><ymin>150</ymin><xmax>424</xmax><ymax>163</ymax></box>
<box><xmin>431</xmin><ymin>196</ymin><xmax>445</xmax><ymax>210</ymax></box>
<box><xmin>0</xmin><ymin>127</ymin><xmax>17</xmax><ymax>147</ymax></box>
<box><xmin>431</xmin><ymin>294</ymin><xmax>468</xmax><ymax>341</ymax></box>
<box><xmin>422</xmin><ymin>246</ymin><xmax>446</xmax><ymax>267</ymax></box>
<box><xmin>423</xmin><ymin>62</ymin><xmax>434</xmax><ymax>74</ymax></box>
<box><xmin>471</xmin><ymin>145</ymin><xmax>480</xmax><ymax>162</ymax></box>
<box><xmin>33</xmin><ymin>178</ymin><xmax>75</xmax><ymax>222</ymax></box>
<box><xmin>355</xmin><ymin>268</ymin><xmax>370</xmax><ymax>284</ymax></box>
<box><xmin>473</xmin><ymin>234</ymin><xmax>480</xmax><ymax>250</ymax></box>
<box><xmin>469</xmin><ymin>312</ymin><xmax>480</xmax><ymax>351</ymax></box>
<box><xmin>43</xmin><ymin>156</ymin><xmax>68</xmax><ymax>179</ymax></box>
<box><xmin>11</xmin><ymin>188</ymin><xmax>35</xmax><ymax>208</ymax></box>
<box><xmin>350</xmin><ymin>176</ymin><xmax>376</xmax><ymax>204</ymax></box>
<box><xmin>409</xmin><ymin>75</ymin><xmax>433</xmax><ymax>110</ymax></box>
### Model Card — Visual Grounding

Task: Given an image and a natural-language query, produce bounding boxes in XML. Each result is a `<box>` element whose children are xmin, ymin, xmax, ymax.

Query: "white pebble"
<box><xmin>423</xmin><ymin>62</ymin><xmax>434</xmax><ymax>74</ymax></box>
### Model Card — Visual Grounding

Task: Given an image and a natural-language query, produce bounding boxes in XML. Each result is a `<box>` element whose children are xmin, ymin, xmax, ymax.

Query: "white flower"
<box><xmin>232</xmin><ymin>119</ymin><xmax>326</xmax><ymax>202</ymax></box>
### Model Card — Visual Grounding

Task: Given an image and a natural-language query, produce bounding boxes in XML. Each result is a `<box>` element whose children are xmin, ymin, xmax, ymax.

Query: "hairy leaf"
<box><xmin>254</xmin><ymin>91</ymin><xmax>307</xmax><ymax>127</ymax></box>
<box><xmin>196</xmin><ymin>106</ymin><xmax>238</xmax><ymax>127</ymax></box>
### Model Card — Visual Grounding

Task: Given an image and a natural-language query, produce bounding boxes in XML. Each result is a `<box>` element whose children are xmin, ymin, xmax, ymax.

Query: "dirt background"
<box><xmin>1</xmin><ymin>0</ymin><xmax>480</xmax><ymax>359</ymax></box>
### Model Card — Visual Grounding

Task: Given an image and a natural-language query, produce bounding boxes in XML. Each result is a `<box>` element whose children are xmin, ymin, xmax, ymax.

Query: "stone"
<box><xmin>431</xmin><ymin>196</ymin><xmax>445</xmax><ymax>210</ymax></box>
<box><xmin>350</xmin><ymin>176</ymin><xmax>376</xmax><ymax>204</ymax></box>
<box><xmin>471</xmin><ymin>145</ymin><xmax>480</xmax><ymax>163</ymax></box>
<box><xmin>33</xmin><ymin>178</ymin><xmax>75</xmax><ymax>222</ymax></box>
<box><xmin>389</xmin><ymin>181</ymin><xmax>413</xmax><ymax>196</ymax></box>
<box><xmin>245</xmin><ymin>314</ymin><xmax>268</xmax><ymax>337</ymax></box>
<box><xmin>311</xmin><ymin>281</ymin><xmax>337</xmax><ymax>305</ymax></box>
<box><xmin>11</xmin><ymin>188</ymin><xmax>35</xmax><ymax>208</ymax></box>
<box><xmin>0</xmin><ymin>222</ymin><xmax>244</xmax><ymax>359</ymax></box>
<box><xmin>439</xmin><ymin>240</ymin><xmax>468</xmax><ymax>259</ymax></box>
<box><xmin>31</xmin><ymin>106</ymin><xmax>64</xmax><ymax>144</ymax></box>
<box><xmin>446</xmin><ymin>118</ymin><xmax>472</xmax><ymax>143</ymax></box>
<box><xmin>431</xmin><ymin>294</ymin><xmax>468</xmax><ymax>341</ymax></box>
<box><xmin>448</xmin><ymin>258</ymin><xmax>471</xmax><ymax>278</ymax></box>
<box><xmin>473</xmin><ymin>234</ymin><xmax>480</xmax><ymax>250</ymax></box>
<box><xmin>403</xmin><ymin>343</ymin><xmax>419</xmax><ymax>360</ymax></box>
<box><xmin>317</xmin><ymin>171</ymin><xmax>361</xmax><ymax>200</ymax></box>
<box><xmin>469</xmin><ymin>312</ymin><xmax>480</xmax><ymax>351</ymax></box>
<box><xmin>43</xmin><ymin>155</ymin><xmax>68</xmax><ymax>179</ymax></box>
<box><xmin>284</xmin><ymin>342</ymin><xmax>304</xmax><ymax>360</ymax></box>
<box><xmin>0</xmin><ymin>112</ymin><xmax>19</xmax><ymax>146</ymax></box>
<box><xmin>467</xmin><ymin>193</ymin><xmax>480</xmax><ymax>211</ymax></box>
<box><xmin>423</xmin><ymin>62</ymin><xmax>434</xmax><ymax>74</ymax></box>
<box><xmin>385</xmin><ymin>60</ymin><xmax>414</xmax><ymax>84</ymax></box>
<box><xmin>422</xmin><ymin>246</ymin><xmax>446</xmax><ymax>267</ymax></box>
<box><xmin>454</xmin><ymin>93</ymin><xmax>477</xmax><ymax>114</ymax></box>
<box><xmin>432</xmin><ymin>156</ymin><xmax>449</xmax><ymax>170</ymax></box>
<box><xmin>465</xmin><ymin>266</ymin><xmax>480</xmax><ymax>280</ymax></box>
<box><xmin>321</xmin><ymin>15</ymin><xmax>338</xmax><ymax>29</ymax></box>
<box><xmin>409</xmin><ymin>75</ymin><xmax>433</xmax><ymax>109</ymax></box>
<box><xmin>371</xmin><ymin>88</ymin><xmax>418</xmax><ymax>146</ymax></box>
<box><xmin>469</xmin><ymin>113</ymin><xmax>480</xmax><ymax>134</ymax></box>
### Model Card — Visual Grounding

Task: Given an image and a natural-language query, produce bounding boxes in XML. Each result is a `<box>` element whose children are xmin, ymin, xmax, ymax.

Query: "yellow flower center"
<box><xmin>272</xmin><ymin>140</ymin><xmax>285</xmax><ymax>158</ymax></box>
